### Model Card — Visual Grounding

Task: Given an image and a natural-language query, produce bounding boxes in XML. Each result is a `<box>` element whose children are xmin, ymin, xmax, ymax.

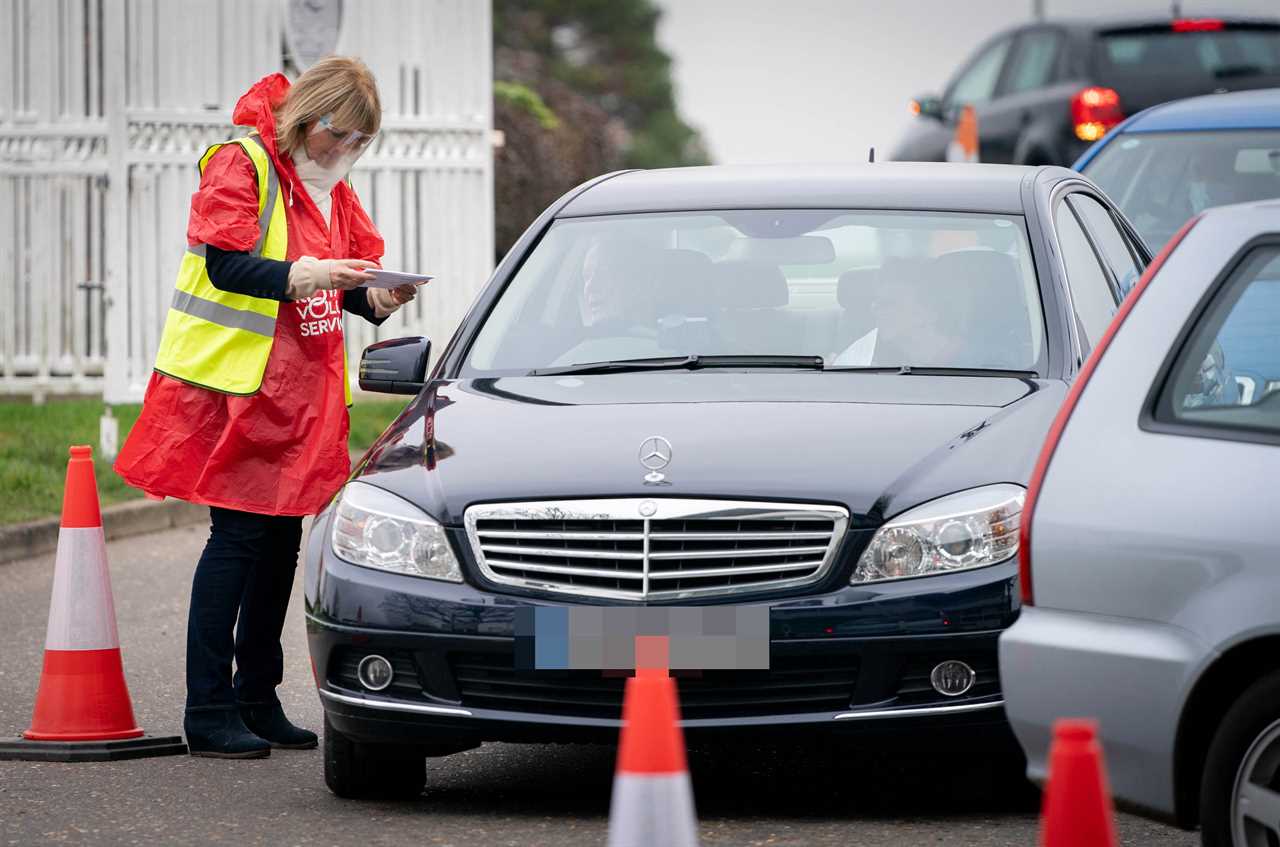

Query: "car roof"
<box><xmin>1119</xmin><ymin>88</ymin><xmax>1280</xmax><ymax>132</ymax></box>
<box><xmin>560</xmin><ymin>163</ymin><xmax>1046</xmax><ymax>218</ymax></box>
<box><xmin>1040</xmin><ymin>12</ymin><xmax>1278</xmax><ymax>34</ymax></box>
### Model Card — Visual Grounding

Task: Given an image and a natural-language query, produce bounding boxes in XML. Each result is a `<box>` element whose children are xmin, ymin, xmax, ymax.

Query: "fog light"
<box><xmin>357</xmin><ymin>655</ymin><xmax>394</xmax><ymax>691</ymax></box>
<box><xmin>930</xmin><ymin>660</ymin><xmax>975</xmax><ymax>697</ymax></box>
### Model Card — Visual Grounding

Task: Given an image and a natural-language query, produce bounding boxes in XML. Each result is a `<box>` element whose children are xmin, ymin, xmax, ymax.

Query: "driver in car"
<box><xmin>553</xmin><ymin>236</ymin><xmax>662</xmax><ymax>365</ymax></box>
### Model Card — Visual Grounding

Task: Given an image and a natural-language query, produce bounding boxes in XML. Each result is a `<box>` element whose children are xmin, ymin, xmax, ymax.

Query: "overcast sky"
<box><xmin>654</xmin><ymin>0</ymin><xmax>1280</xmax><ymax>164</ymax></box>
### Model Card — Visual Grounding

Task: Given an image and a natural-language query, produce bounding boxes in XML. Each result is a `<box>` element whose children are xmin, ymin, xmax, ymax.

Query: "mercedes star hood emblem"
<box><xmin>639</xmin><ymin>436</ymin><xmax>673</xmax><ymax>485</ymax></box>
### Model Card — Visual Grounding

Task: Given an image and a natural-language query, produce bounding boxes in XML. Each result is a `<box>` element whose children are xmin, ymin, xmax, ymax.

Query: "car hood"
<box><xmin>352</xmin><ymin>372</ymin><xmax>1065</xmax><ymax>526</ymax></box>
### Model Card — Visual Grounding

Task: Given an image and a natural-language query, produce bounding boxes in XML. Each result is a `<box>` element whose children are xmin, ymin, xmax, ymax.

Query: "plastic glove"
<box><xmin>367</xmin><ymin>283</ymin><xmax>418</xmax><ymax>318</ymax></box>
<box><xmin>286</xmin><ymin>257</ymin><xmax>376</xmax><ymax>300</ymax></box>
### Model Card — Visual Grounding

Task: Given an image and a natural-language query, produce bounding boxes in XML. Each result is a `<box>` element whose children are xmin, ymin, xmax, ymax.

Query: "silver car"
<box><xmin>1000</xmin><ymin>199</ymin><xmax>1280</xmax><ymax>847</ymax></box>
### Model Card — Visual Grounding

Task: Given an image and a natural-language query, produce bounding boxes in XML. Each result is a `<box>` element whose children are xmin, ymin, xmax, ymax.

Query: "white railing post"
<box><xmin>102</xmin><ymin>0</ymin><xmax>131</xmax><ymax>405</ymax></box>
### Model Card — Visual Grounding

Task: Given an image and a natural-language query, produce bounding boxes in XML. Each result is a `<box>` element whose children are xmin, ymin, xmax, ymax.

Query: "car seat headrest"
<box><xmin>714</xmin><ymin>260</ymin><xmax>789</xmax><ymax>309</ymax></box>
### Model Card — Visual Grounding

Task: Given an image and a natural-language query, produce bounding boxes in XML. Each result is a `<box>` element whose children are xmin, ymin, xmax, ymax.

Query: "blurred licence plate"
<box><xmin>514</xmin><ymin>605</ymin><xmax>769</xmax><ymax>671</ymax></box>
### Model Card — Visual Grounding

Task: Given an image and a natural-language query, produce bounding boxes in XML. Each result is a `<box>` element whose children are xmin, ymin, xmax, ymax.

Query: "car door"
<box><xmin>1051</xmin><ymin>190</ymin><xmax>1123</xmax><ymax>365</ymax></box>
<box><xmin>940</xmin><ymin>33</ymin><xmax>1017</xmax><ymax>163</ymax></box>
<box><xmin>987</xmin><ymin>26</ymin><xmax>1066</xmax><ymax>164</ymax></box>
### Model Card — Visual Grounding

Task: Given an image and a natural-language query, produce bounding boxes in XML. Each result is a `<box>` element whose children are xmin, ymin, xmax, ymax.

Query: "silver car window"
<box><xmin>1158</xmin><ymin>246</ymin><xmax>1280</xmax><ymax>435</ymax></box>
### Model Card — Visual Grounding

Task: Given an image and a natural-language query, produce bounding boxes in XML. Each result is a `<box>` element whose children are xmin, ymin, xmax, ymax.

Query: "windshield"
<box><xmin>464</xmin><ymin>210</ymin><xmax>1044</xmax><ymax>376</ymax></box>
<box><xmin>1083</xmin><ymin>130</ymin><xmax>1280</xmax><ymax>250</ymax></box>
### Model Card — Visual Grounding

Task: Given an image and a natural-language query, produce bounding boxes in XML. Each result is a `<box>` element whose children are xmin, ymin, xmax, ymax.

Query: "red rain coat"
<box><xmin>115</xmin><ymin>74</ymin><xmax>385</xmax><ymax>516</ymax></box>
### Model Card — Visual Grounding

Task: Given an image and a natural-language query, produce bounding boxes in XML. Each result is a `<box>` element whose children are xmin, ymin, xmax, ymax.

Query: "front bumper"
<box><xmin>999</xmin><ymin>606</ymin><xmax>1210</xmax><ymax>822</ymax></box>
<box><xmin>305</xmin><ymin>514</ymin><xmax>1021</xmax><ymax>749</ymax></box>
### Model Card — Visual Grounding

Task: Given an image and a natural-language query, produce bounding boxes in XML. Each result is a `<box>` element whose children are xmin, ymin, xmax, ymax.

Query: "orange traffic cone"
<box><xmin>1040</xmin><ymin>719</ymin><xmax>1118</xmax><ymax>847</ymax></box>
<box><xmin>0</xmin><ymin>446</ymin><xmax>186</xmax><ymax>762</ymax></box>
<box><xmin>607</xmin><ymin>636</ymin><xmax>699</xmax><ymax>847</ymax></box>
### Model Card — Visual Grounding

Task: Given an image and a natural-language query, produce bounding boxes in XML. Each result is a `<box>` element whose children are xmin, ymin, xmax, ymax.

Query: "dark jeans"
<box><xmin>186</xmin><ymin>507</ymin><xmax>304</xmax><ymax>712</ymax></box>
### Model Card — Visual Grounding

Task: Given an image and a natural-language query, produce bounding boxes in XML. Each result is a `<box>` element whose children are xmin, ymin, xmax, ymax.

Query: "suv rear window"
<box><xmin>1098</xmin><ymin>26</ymin><xmax>1280</xmax><ymax>80</ymax></box>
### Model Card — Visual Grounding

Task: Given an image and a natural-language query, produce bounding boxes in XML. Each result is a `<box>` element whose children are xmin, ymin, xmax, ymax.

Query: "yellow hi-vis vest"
<box><xmin>152</xmin><ymin>134</ymin><xmax>352</xmax><ymax>405</ymax></box>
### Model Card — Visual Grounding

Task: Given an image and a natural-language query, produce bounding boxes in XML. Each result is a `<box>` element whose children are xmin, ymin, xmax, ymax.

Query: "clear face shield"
<box><xmin>306</xmin><ymin>114</ymin><xmax>378</xmax><ymax>172</ymax></box>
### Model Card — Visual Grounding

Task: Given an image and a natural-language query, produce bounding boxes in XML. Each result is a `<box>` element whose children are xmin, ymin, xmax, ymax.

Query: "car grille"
<box><xmin>464</xmin><ymin>498</ymin><xmax>849</xmax><ymax>601</ymax></box>
<box><xmin>449</xmin><ymin>650</ymin><xmax>860</xmax><ymax>719</ymax></box>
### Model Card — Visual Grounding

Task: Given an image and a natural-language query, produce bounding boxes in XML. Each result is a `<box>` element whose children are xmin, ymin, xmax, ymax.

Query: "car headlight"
<box><xmin>331</xmin><ymin>481</ymin><xmax>463</xmax><ymax>582</ymax></box>
<box><xmin>852</xmin><ymin>484</ymin><xmax>1024</xmax><ymax>583</ymax></box>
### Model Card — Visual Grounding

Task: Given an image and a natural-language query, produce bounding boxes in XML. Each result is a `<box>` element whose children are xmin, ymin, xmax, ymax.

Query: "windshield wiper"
<box><xmin>825</xmin><ymin>365</ymin><xmax>1038</xmax><ymax>378</ymax></box>
<box><xmin>529</xmin><ymin>355</ymin><xmax>826</xmax><ymax>376</ymax></box>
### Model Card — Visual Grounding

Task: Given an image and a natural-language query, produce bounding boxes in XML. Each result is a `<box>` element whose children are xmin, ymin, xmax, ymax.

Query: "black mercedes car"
<box><xmin>305</xmin><ymin>162</ymin><xmax>1151</xmax><ymax>798</ymax></box>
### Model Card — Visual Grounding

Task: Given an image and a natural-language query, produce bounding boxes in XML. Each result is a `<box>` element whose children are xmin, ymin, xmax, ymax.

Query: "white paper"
<box><xmin>364</xmin><ymin>269</ymin><xmax>434</xmax><ymax>289</ymax></box>
<box><xmin>832</xmin><ymin>328</ymin><xmax>877</xmax><ymax>367</ymax></box>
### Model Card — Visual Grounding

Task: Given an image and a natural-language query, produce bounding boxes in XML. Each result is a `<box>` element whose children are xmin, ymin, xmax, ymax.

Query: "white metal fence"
<box><xmin>0</xmin><ymin>0</ymin><xmax>493</xmax><ymax>403</ymax></box>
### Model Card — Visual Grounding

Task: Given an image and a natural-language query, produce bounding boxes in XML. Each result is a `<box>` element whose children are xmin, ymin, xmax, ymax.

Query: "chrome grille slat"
<box><xmin>647</xmin><ymin>531</ymin><xmax>833</xmax><ymax>541</ymax></box>
<box><xmin>465</xmin><ymin>498</ymin><xmax>849</xmax><ymax>601</ymax></box>
<box><xmin>483</xmin><ymin>559</ymin><xmax>646</xmax><ymax>581</ymax></box>
<box><xmin>646</xmin><ymin>560</ymin><xmax>825</xmax><ymax>580</ymax></box>
<box><xmin>647</xmin><ymin>545</ymin><xmax>830</xmax><ymax>560</ymax></box>
<box><xmin>478</xmin><ymin>530</ymin><xmax>647</xmax><ymax>541</ymax></box>
<box><xmin>480</xmin><ymin>543</ymin><xmax>645</xmax><ymax>561</ymax></box>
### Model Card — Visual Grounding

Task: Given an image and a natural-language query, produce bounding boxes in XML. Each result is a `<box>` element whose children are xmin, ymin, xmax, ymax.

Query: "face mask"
<box><xmin>291</xmin><ymin>146</ymin><xmax>345</xmax><ymax>211</ymax></box>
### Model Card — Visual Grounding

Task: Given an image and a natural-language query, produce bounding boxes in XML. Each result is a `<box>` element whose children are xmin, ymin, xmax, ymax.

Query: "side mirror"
<box><xmin>359</xmin><ymin>336</ymin><xmax>431</xmax><ymax>395</ymax></box>
<box><xmin>911</xmin><ymin>94</ymin><xmax>944</xmax><ymax>121</ymax></box>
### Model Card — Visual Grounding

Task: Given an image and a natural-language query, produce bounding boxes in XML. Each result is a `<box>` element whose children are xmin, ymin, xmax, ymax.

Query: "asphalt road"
<box><xmin>0</xmin><ymin>524</ymin><xmax>1198</xmax><ymax>847</ymax></box>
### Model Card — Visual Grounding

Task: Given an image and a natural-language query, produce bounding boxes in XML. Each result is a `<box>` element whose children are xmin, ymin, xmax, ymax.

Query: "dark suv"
<box><xmin>891</xmin><ymin>15</ymin><xmax>1280</xmax><ymax>167</ymax></box>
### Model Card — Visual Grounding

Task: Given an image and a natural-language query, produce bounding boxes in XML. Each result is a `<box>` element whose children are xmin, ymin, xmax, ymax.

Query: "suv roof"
<box><xmin>560</xmin><ymin>163</ymin><xmax>1052</xmax><ymax>217</ymax></box>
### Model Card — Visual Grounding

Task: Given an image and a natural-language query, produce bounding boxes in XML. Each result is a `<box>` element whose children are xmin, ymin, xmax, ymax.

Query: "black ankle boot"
<box><xmin>238</xmin><ymin>702</ymin><xmax>318</xmax><ymax>750</ymax></box>
<box><xmin>184</xmin><ymin>709</ymin><xmax>271</xmax><ymax>759</ymax></box>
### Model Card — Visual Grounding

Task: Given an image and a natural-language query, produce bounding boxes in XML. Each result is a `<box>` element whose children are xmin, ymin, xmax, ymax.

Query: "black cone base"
<box><xmin>0</xmin><ymin>734</ymin><xmax>187</xmax><ymax>762</ymax></box>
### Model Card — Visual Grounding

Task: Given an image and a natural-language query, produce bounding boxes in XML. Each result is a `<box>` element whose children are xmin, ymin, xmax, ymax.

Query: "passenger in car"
<box><xmin>830</xmin><ymin>262</ymin><xmax>963</xmax><ymax>367</ymax></box>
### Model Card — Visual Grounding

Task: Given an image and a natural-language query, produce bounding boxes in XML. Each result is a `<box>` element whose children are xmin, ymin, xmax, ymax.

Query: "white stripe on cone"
<box><xmin>607</xmin><ymin>772</ymin><xmax>699</xmax><ymax>847</ymax></box>
<box><xmin>44</xmin><ymin>526</ymin><xmax>120</xmax><ymax>651</ymax></box>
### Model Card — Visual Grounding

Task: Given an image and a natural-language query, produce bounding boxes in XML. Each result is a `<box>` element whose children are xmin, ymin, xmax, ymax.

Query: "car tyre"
<box><xmin>324</xmin><ymin>715</ymin><xmax>426</xmax><ymax>800</ymax></box>
<box><xmin>1200</xmin><ymin>670</ymin><xmax>1280</xmax><ymax>847</ymax></box>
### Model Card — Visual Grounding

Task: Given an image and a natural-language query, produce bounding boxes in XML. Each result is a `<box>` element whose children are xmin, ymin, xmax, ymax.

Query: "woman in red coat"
<box><xmin>115</xmin><ymin>58</ymin><xmax>415</xmax><ymax>759</ymax></box>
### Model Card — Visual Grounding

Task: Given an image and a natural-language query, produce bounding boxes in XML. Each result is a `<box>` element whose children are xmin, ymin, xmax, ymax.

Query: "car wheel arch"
<box><xmin>1174</xmin><ymin>635</ymin><xmax>1280</xmax><ymax>829</ymax></box>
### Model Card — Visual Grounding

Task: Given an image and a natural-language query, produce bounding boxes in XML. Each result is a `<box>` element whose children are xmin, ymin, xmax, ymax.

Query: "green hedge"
<box><xmin>0</xmin><ymin>398</ymin><xmax>408</xmax><ymax>525</ymax></box>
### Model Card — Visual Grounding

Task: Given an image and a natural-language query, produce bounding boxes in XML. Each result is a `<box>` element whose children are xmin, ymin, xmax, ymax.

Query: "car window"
<box><xmin>1097</xmin><ymin>27</ymin><xmax>1280</xmax><ymax>80</ymax></box>
<box><xmin>1157</xmin><ymin>246</ymin><xmax>1280</xmax><ymax>436</ymax></box>
<box><xmin>945</xmin><ymin>37</ymin><xmax>1013</xmax><ymax>111</ymax></box>
<box><xmin>1055</xmin><ymin>200</ymin><xmax>1118</xmax><ymax>350</ymax></box>
<box><xmin>1007</xmin><ymin>30</ymin><xmax>1061</xmax><ymax>93</ymax></box>
<box><xmin>1068</xmin><ymin>194</ymin><xmax>1143</xmax><ymax>296</ymax></box>
<box><xmin>464</xmin><ymin>210</ymin><xmax>1045</xmax><ymax>375</ymax></box>
<box><xmin>1082</xmin><ymin>130</ymin><xmax>1280</xmax><ymax>251</ymax></box>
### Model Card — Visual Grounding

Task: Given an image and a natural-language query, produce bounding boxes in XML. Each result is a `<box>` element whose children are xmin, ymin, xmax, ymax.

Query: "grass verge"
<box><xmin>0</xmin><ymin>397</ymin><xmax>410</xmax><ymax>525</ymax></box>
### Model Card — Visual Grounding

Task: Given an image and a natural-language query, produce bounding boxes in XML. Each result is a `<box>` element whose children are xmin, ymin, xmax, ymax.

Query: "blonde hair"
<box><xmin>276</xmin><ymin>56</ymin><xmax>382</xmax><ymax>155</ymax></box>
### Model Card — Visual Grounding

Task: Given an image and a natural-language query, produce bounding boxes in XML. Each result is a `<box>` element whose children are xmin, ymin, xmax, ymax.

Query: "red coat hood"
<box><xmin>229</xmin><ymin>73</ymin><xmax>362</xmax><ymax>231</ymax></box>
<box><xmin>232</xmin><ymin>73</ymin><xmax>290</xmax><ymax>161</ymax></box>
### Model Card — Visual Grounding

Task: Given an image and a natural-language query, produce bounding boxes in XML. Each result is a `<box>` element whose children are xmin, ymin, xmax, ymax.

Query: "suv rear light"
<box><xmin>1172</xmin><ymin>18</ymin><xmax>1224</xmax><ymax>32</ymax></box>
<box><xmin>1018</xmin><ymin>215</ymin><xmax>1202</xmax><ymax>606</ymax></box>
<box><xmin>1071</xmin><ymin>87</ymin><xmax>1123</xmax><ymax>142</ymax></box>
